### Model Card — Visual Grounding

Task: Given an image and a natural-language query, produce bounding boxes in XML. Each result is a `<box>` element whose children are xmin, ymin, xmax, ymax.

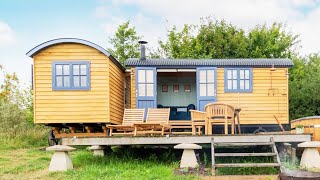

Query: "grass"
<box><xmin>0</xmin><ymin>146</ymin><xmax>198</xmax><ymax>180</ymax></box>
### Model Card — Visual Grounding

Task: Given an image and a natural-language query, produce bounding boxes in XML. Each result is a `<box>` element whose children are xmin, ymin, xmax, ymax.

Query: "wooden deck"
<box><xmin>61</xmin><ymin>133</ymin><xmax>311</xmax><ymax>146</ymax></box>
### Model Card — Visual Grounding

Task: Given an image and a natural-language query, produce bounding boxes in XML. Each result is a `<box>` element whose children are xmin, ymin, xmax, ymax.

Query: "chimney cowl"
<box><xmin>138</xmin><ymin>40</ymin><xmax>147</xmax><ymax>60</ymax></box>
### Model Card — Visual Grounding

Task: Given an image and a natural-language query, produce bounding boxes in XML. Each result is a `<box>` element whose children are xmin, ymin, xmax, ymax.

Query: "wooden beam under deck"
<box><xmin>61</xmin><ymin>134</ymin><xmax>311</xmax><ymax>146</ymax></box>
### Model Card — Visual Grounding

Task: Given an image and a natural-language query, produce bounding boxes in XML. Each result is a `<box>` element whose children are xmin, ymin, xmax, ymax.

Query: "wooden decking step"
<box><xmin>215</xmin><ymin>153</ymin><xmax>277</xmax><ymax>157</ymax></box>
<box><xmin>214</xmin><ymin>142</ymin><xmax>273</xmax><ymax>146</ymax></box>
<box><xmin>215</xmin><ymin>163</ymin><xmax>280</xmax><ymax>168</ymax></box>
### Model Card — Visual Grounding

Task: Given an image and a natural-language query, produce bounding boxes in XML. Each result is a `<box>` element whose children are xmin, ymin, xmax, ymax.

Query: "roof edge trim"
<box><xmin>26</xmin><ymin>38</ymin><xmax>125</xmax><ymax>71</ymax></box>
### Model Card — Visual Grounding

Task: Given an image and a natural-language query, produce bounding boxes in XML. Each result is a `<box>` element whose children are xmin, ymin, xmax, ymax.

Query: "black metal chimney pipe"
<box><xmin>138</xmin><ymin>40</ymin><xmax>147</xmax><ymax>60</ymax></box>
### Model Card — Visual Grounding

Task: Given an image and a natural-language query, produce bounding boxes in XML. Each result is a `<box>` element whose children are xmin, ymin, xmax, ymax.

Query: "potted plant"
<box><xmin>296</xmin><ymin>124</ymin><xmax>304</xmax><ymax>134</ymax></box>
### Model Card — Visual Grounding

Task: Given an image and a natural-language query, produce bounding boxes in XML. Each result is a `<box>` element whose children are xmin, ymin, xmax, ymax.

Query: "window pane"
<box><xmin>232</xmin><ymin>80</ymin><xmax>237</xmax><ymax>90</ymax></box>
<box><xmin>146</xmin><ymin>70</ymin><xmax>153</xmax><ymax>83</ymax></box>
<box><xmin>146</xmin><ymin>84</ymin><xmax>154</xmax><ymax>96</ymax></box>
<box><xmin>227</xmin><ymin>70</ymin><xmax>232</xmax><ymax>79</ymax></box>
<box><xmin>245</xmin><ymin>70</ymin><xmax>250</xmax><ymax>79</ymax></box>
<box><xmin>80</xmin><ymin>65</ymin><xmax>87</xmax><ymax>75</ymax></box>
<box><xmin>240</xmin><ymin>80</ymin><xmax>244</xmax><ymax>89</ymax></box>
<box><xmin>207</xmin><ymin>83</ymin><xmax>214</xmax><ymax>96</ymax></box>
<box><xmin>74</xmin><ymin>76</ymin><xmax>80</xmax><ymax>87</ymax></box>
<box><xmin>56</xmin><ymin>65</ymin><xmax>62</xmax><ymax>75</ymax></box>
<box><xmin>240</xmin><ymin>70</ymin><xmax>244</xmax><ymax>79</ymax></box>
<box><xmin>138</xmin><ymin>84</ymin><xmax>145</xmax><ymax>96</ymax></box>
<box><xmin>233</xmin><ymin>70</ymin><xmax>237</xmax><ymax>79</ymax></box>
<box><xmin>63</xmin><ymin>65</ymin><xmax>69</xmax><ymax>75</ymax></box>
<box><xmin>56</xmin><ymin>76</ymin><xmax>63</xmax><ymax>87</ymax></box>
<box><xmin>73</xmin><ymin>65</ymin><xmax>80</xmax><ymax>75</ymax></box>
<box><xmin>64</xmin><ymin>76</ymin><xmax>70</xmax><ymax>87</ymax></box>
<box><xmin>245</xmin><ymin>80</ymin><xmax>250</xmax><ymax>90</ymax></box>
<box><xmin>199</xmin><ymin>70</ymin><xmax>206</xmax><ymax>83</ymax></box>
<box><xmin>207</xmin><ymin>70</ymin><xmax>214</xmax><ymax>83</ymax></box>
<box><xmin>138</xmin><ymin>70</ymin><xmax>145</xmax><ymax>83</ymax></box>
<box><xmin>227</xmin><ymin>80</ymin><xmax>232</xmax><ymax>89</ymax></box>
<box><xmin>80</xmin><ymin>76</ymin><xmax>87</xmax><ymax>87</ymax></box>
<box><xmin>200</xmin><ymin>84</ymin><xmax>206</xmax><ymax>96</ymax></box>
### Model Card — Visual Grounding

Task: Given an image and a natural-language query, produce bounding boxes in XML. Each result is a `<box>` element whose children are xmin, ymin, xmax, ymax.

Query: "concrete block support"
<box><xmin>46</xmin><ymin>145</ymin><xmax>76</xmax><ymax>172</ymax></box>
<box><xmin>174</xmin><ymin>143</ymin><xmax>202</xmax><ymax>168</ymax></box>
<box><xmin>89</xmin><ymin>145</ymin><xmax>107</xmax><ymax>156</ymax></box>
<box><xmin>298</xmin><ymin>141</ymin><xmax>320</xmax><ymax>169</ymax></box>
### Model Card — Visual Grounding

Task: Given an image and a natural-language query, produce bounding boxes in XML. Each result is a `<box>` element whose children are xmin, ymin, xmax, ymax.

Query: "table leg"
<box><xmin>236</xmin><ymin>113</ymin><xmax>241</xmax><ymax>134</ymax></box>
<box><xmin>231</xmin><ymin>118</ymin><xmax>235</xmax><ymax>135</ymax></box>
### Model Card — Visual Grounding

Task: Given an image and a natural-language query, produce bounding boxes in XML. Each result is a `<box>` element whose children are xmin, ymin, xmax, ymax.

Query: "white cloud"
<box><xmin>96</xmin><ymin>0</ymin><xmax>320</xmax><ymax>55</ymax></box>
<box><xmin>94</xmin><ymin>6</ymin><xmax>110</xmax><ymax>18</ymax></box>
<box><xmin>0</xmin><ymin>21</ymin><xmax>15</xmax><ymax>46</ymax></box>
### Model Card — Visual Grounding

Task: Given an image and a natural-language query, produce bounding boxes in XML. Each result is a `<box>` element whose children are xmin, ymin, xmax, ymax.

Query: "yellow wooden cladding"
<box><xmin>125</xmin><ymin>75</ymin><xmax>131</xmax><ymax>108</ymax></box>
<box><xmin>109</xmin><ymin>61</ymin><xmax>125</xmax><ymax>124</ymax></box>
<box><xmin>130</xmin><ymin>68</ymin><xmax>137</xmax><ymax>108</ymax></box>
<box><xmin>129</xmin><ymin>67</ymin><xmax>289</xmax><ymax>125</ymax></box>
<box><xmin>33</xmin><ymin>43</ymin><xmax>124</xmax><ymax>124</ymax></box>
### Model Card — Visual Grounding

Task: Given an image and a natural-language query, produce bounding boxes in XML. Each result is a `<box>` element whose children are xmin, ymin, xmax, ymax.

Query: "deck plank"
<box><xmin>61</xmin><ymin>134</ymin><xmax>311</xmax><ymax>146</ymax></box>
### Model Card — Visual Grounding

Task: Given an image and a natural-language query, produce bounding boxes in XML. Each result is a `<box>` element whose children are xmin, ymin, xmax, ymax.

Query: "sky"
<box><xmin>0</xmin><ymin>0</ymin><xmax>320</xmax><ymax>85</ymax></box>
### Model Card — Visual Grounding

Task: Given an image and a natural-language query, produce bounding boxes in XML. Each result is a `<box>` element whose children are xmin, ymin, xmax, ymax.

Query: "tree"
<box><xmin>247</xmin><ymin>23</ymin><xmax>299</xmax><ymax>58</ymax></box>
<box><xmin>289</xmin><ymin>54</ymin><xmax>320</xmax><ymax>120</ymax></box>
<box><xmin>108</xmin><ymin>21</ymin><xmax>142</xmax><ymax>66</ymax></box>
<box><xmin>156</xmin><ymin>17</ymin><xmax>299</xmax><ymax>59</ymax></box>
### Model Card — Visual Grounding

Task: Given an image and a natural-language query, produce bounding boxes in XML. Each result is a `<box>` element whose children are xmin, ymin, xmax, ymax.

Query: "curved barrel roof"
<box><xmin>26</xmin><ymin>38</ymin><xmax>125</xmax><ymax>71</ymax></box>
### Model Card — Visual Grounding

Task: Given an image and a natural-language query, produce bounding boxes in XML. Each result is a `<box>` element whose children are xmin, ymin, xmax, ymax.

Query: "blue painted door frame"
<box><xmin>196</xmin><ymin>67</ymin><xmax>217</xmax><ymax>111</ymax></box>
<box><xmin>136</xmin><ymin>67</ymin><xmax>157</xmax><ymax>111</ymax></box>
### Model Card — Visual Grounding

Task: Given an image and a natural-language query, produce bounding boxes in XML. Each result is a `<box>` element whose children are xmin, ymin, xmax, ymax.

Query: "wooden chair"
<box><xmin>190</xmin><ymin>110</ymin><xmax>207</xmax><ymax>135</ymax></box>
<box><xmin>205</xmin><ymin>103</ymin><xmax>235</xmax><ymax>135</ymax></box>
<box><xmin>134</xmin><ymin>108</ymin><xmax>170</xmax><ymax>135</ymax></box>
<box><xmin>107</xmin><ymin>108</ymin><xmax>145</xmax><ymax>136</ymax></box>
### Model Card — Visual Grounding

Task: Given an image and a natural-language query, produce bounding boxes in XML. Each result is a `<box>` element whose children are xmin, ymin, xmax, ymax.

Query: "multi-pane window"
<box><xmin>52</xmin><ymin>61</ymin><xmax>90</xmax><ymax>90</ymax></box>
<box><xmin>199</xmin><ymin>69</ymin><xmax>216</xmax><ymax>97</ymax></box>
<box><xmin>225</xmin><ymin>68</ymin><xmax>252</xmax><ymax>92</ymax></box>
<box><xmin>137</xmin><ymin>69</ymin><xmax>154</xmax><ymax>96</ymax></box>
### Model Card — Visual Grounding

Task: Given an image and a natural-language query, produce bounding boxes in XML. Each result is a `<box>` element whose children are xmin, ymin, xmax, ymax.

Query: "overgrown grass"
<box><xmin>0</xmin><ymin>125</ymin><xmax>48</xmax><ymax>150</ymax></box>
<box><xmin>0</xmin><ymin>146</ymin><xmax>198</xmax><ymax>180</ymax></box>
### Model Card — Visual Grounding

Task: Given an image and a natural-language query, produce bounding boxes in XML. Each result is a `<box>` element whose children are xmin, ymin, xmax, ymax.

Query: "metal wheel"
<box><xmin>48</xmin><ymin>129</ymin><xmax>59</xmax><ymax>146</ymax></box>
<box><xmin>253</xmin><ymin>127</ymin><xmax>267</xmax><ymax>134</ymax></box>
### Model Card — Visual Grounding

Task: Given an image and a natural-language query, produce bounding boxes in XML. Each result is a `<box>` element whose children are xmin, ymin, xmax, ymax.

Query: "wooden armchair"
<box><xmin>107</xmin><ymin>109</ymin><xmax>145</xmax><ymax>136</ymax></box>
<box><xmin>134</xmin><ymin>108</ymin><xmax>171</xmax><ymax>136</ymax></box>
<box><xmin>205</xmin><ymin>103</ymin><xmax>235</xmax><ymax>135</ymax></box>
<box><xmin>190</xmin><ymin>110</ymin><xmax>207</xmax><ymax>135</ymax></box>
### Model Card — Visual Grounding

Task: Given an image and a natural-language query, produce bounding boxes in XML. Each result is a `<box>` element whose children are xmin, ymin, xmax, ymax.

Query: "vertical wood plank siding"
<box><xmin>125</xmin><ymin>75</ymin><xmax>131</xmax><ymax>108</ymax></box>
<box><xmin>109</xmin><ymin>61</ymin><xmax>125</xmax><ymax>124</ymax></box>
<box><xmin>129</xmin><ymin>67</ymin><xmax>288</xmax><ymax>124</ymax></box>
<box><xmin>33</xmin><ymin>43</ymin><xmax>110</xmax><ymax>124</ymax></box>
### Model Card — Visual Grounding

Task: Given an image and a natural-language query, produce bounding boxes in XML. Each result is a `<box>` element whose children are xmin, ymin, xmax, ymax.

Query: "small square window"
<box><xmin>162</xmin><ymin>85</ymin><xmax>168</xmax><ymax>92</ymax></box>
<box><xmin>173</xmin><ymin>85</ymin><xmax>179</xmax><ymax>92</ymax></box>
<box><xmin>184</xmin><ymin>85</ymin><xmax>191</xmax><ymax>92</ymax></box>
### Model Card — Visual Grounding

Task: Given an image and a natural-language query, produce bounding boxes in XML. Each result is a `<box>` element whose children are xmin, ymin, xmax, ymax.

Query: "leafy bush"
<box><xmin>0</xmin><ymin>65</ymin><xmax>47</xmax><ymax>149</ymax></box>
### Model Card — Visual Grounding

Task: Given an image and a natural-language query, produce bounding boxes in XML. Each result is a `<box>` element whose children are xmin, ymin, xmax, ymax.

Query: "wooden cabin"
<box><xmin>26</xmin><ymin>38</ymin><xmax>127</xmax><ymax>131</ymax></box>
<box><xmin>27</xmin><ymin>38</ymin><xmax>294</xmax><ymax>134</ymax></box>
<box><xmin>125</xmin><ymin>58</ymin><xmax>294</xmax><ymax>133</ymax></box>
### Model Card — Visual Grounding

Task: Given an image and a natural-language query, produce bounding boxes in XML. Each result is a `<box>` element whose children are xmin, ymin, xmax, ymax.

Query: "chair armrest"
<box><xmin>190</xmin><ymin>110</ymin><xmax>207</xmax><ymax>121</ymax></box>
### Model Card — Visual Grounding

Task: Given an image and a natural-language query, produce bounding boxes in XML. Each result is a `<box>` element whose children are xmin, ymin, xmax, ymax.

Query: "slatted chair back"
<box><xmin>205</xmin><ymin>103</ymin><xmax>235</xmax><ymax>119</ymax></box>
<box><xmin>146</xmin><ymin>108</ymin><xmax>170</xmax><ymax>124</ymax></box>
<box><xmin>122</xmin><ymin>108</ymin><xmax>145</xmax><ymax>125</ymax></box>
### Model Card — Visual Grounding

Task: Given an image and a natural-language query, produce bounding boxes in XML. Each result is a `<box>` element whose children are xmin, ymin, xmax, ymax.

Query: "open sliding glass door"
<box><xmin>136</xmin><ymin>67</ymin><xmax>157</xmax><ymax>110</ymax></box>
<box><xmin>196</xmin><ymin>67</ymin><xmax>217</xmax><ymax>111</ymax></box>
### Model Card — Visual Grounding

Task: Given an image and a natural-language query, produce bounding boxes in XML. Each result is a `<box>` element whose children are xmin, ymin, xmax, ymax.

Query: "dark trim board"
<box><xmin>61</xmin><ymin>134</ymin><xmax>311</xmax><ymax>146</ymax></box>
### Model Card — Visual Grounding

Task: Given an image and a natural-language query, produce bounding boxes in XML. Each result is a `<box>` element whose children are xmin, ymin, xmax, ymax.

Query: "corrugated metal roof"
<box><xmin>125</xmin><ymin>58</ymin><xmax>294</xmax><ymax>67</ymax></box>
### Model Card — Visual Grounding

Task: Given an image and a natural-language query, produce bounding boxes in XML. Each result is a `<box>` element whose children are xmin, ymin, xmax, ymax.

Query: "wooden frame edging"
<box><xmin>61</xmin><ymin>134</ymin><xmax>311</xmax><ymax>146</ymax></box>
